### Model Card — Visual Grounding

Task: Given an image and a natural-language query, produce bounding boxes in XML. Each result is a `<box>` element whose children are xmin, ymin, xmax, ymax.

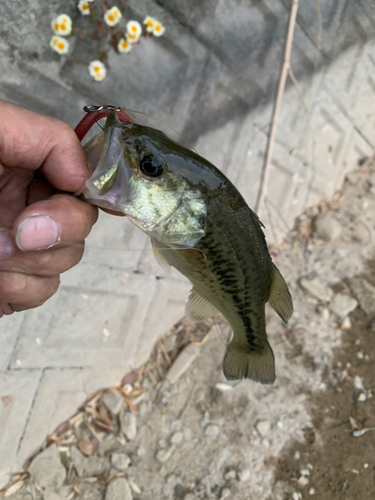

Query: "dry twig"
<box><xmin>255</xmin><ymin>0</ymin><xmax>299</xmax><ymax>213</ymax></box>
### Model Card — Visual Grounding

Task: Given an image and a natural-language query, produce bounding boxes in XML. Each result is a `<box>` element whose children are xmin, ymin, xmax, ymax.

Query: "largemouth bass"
<box><xmin>79</xmin><ymin>109</ymin><xmax>293</xmax><ymax>384</ymax></box>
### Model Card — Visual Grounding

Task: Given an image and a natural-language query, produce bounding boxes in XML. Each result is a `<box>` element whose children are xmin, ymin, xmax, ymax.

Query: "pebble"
<box><xmin>224</xmin><ymin>470</ymin><xmax>236</xmax><ymax>480</ymax></box>
<box><xmin>120</xmin><ymin>410</ymin><xmax>137</xmax><ymax>440</ymax></box>
<box><xmin>166</xmin><ymin>344</ymin><xmax>200</xmax><ymax>383</ymax></box>
<box><xmin>293</xmin><ymin>493</ymin><xmax>302</xmax><ymax>500</ymax></box>
<box><xmin>297</xmin><ymin>476</ymin><xmax>309</xmax><ymax>486</ymax></box>
<box><xmin>349</xmin><ymin>278</ymin><xmax>375</xmax><ymax>316</ymax></box>
<box><xmin>111</xmin><ymin>452</ymin><xmax>131</xmax><ymax>471</ymax></box>
<box><xmin>238</xmin><ymin>468</ymin><xmax>251</xmax><ymax>482</ymax></box>
<box><xmin>313</xmin><ymin>215</ymin><xmax>342</xmax><ymax>241</ymax></box>
<box><xmin>294</xmin><ymin>451</ymin><xmax>301</xmax><ymax>460</ymax></box>
<box><xmin>28</xmin><ymin>445</ymin><xmax>66</xmax><ymax>490</ymax></box>
<box><xmin>43</xmin><ymin>491</ymin><xmax>64</xmax><ymax>500</ymax></box>
<box><xmin>156</xmin><ymin>445</ymin><xmax>175</xmax><ymax>462</ymax></box>
<box><xmin>171</xmin><ymin>432</ymin><xmax>184</xmax><ymax>444</ymax></box>
<box><xmin>215</xmin><ymin>383</ymin><xmax>233</xmax><ymax>392</ymax></box>
<box><xmin>309</xmin><ymin>488</ymin><xmax>315</xmax><ymax>495</ymax></box>
<box><xmin>354</xmin><ymin>376</ymin><xmax>365</xmax><ymax>391</ymax></box>
<box><xmin>105</xmin><ymin>478</ymin><xmax>132</xmax><ymax>500</ymax></box>
<box><xmin>299</xmin><ymin>277</ymin><xmax>332</xmax><ymax>302</ymax></box>
<box><xmin>204</xmin><ymin>424</ymin><xmax>220</xmax><ymax>438</ymax></box>
<box><xmin>70</xmin><ymin>446</ymin><xmax>110</xmax><ymax>478</ymax></box>
<box><xmin>102</xmin><ymin>392</ymin><xmax>124</xmax><ymax>415</ymax></box>
<box><xmin>220</xmin><ymin>488</ymin><xmax>231</xmax><ymax>499</ymax></box>
<box><xmin>358</xmin><ymin>393</ymin><xmax>367</xmax><ymax>402</ymax></box>
<box><xmin>331</xmin><ymin>294</ymin><xmax>358</xmax><ymax>318</ymax></box>
<box><xmin>341</xmin><ymin>317</ymin><xmax>351</xmax><ymax>329</ymax></box>
<box><xmin>256</xmin><ymin>420</ymin><xmax>271</xmax><ymax>436</ymax></box>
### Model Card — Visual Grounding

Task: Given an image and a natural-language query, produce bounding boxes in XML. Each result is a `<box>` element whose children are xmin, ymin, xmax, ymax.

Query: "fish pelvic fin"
<box><xmin>186</xmin><ymin>287</ymin><xmax>219</xmax><ymax>323</ymax></box>
<box><xmin>223</xmin><ymin>339</ymin><xmax>275</xmax><ymax>384</ymax></box>
<box><xmin>268</xmin><ymin>263</ymin><xmax>293</xmax><ymax>323</ymax></box>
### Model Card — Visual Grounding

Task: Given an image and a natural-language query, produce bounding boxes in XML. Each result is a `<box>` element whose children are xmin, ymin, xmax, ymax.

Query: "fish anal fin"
<box><xmin>268</xmin><ymin>263</ymin><xmax>293</xmax><ymax>323</ymax></box>
<box><xmin>186</xmin><ymin>288</ymin><xmax>218</xmax><ymax>323</ymax></box>
<box><xmin>223</xmin><ymin>339</ymin><xmax>275</xmax><ymax>384</ymax></box>
<box><xmin>151</xmin><ymin>239</ymin><xmax>171</xmax><ymax>274</ymax></box>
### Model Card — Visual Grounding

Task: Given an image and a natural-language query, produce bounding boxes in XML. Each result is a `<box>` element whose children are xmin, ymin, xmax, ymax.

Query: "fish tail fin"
<box><xmin>223</xmin><ymin>338</ymin><xmax>275</xmax><ymax>384</ymax></box>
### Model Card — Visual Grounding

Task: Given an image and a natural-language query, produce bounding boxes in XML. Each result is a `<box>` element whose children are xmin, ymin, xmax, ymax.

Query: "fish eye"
<box><xmin>140</xmin><ymin>155</ymin><xmax>163</xmax><ymax>177</ymax></box>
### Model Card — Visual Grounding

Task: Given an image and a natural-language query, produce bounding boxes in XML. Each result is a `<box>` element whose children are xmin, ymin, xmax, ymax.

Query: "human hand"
<box><xmin>0</xmin><ymin>100</ymin><xmax>98</xmax><ymax>317</ymax></box>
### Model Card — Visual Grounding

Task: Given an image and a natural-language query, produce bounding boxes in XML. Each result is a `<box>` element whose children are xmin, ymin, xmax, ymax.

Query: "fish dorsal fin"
<box><xmin>268</xmin><ymin>263</ymin><xmax>293</xmax><ymax>323</ymax></box>
<box><xmin>186</xmin><ymin>288</ymin><xmax>218</xmax><ymax>323</ymax></box>
<box><xmin>151</xmin><ymin>239</ymin><xmax>171</xmax><ymax>274</ymax></box>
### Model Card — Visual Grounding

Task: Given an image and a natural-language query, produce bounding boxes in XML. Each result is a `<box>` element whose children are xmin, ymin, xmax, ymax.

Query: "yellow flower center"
<box><xmin>60</xmin><ymin>23</ymin><xmax>66</xmax><ymax>31</ymax></box>
<box><xmin>108</xmin><ymin>14</ymin><xmax>114</xmax><ymax>21</ymax></box>
<box><xmin>132</xmin><ymin>26</ymin><xmax>137</xmax><ymax>32</ymax></box>
<box><xmin>122</xmin><ymin>42</ymin><xmax>128</xmax><ymax>48</ymax></box>
<box><xmin>83</xmin><ymin>4</ymin><xmax>88</xmax><ymax>9</ymax></box>
<box><xmin>58</xmin><ymin>42</ymin><xmax>65</xmax><ymax>49</ymax></box>
<box><xmin>94</xmin><ymin>66</ymin><xmax>101</xmax><ymax>72</ymax></box>
<box><xmin>147</xmin><ymin>20</ymin><xmax>153</xmax><ymax>27</ymax></box>
<box><xmin>155</xmin><ymin>25</ymin><xmax>161</xmax><ymax>31</ymax></box>
<box><xmin>54</xmin><ymin>23</ymin><xmax>59</xmax><ymax>30</ymax></box>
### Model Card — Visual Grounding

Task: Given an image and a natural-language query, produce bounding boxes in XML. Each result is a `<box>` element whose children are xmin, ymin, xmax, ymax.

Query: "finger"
<box><xmin>13</xmin><ymin>193</ymin><xmax>98</xmax><ymax>252</ymax></box>
<box><xmin>27</xmin><ymin>178</ymin><xmax>57</xmax><ymax>205</ymax></box>
<box><xmin>0</xmin><ymin>272</ymin><xmax>60</xmax><ymax>308</ymax></box>
<box><xmin>0</xmin><ymin>100</ymin><xmax>89</xmax><ymax>191</ymax></box>
<box><xmin>0</xmin><ymin>241</ymin><xmax>85</xmax><ymax>276</ymax></box>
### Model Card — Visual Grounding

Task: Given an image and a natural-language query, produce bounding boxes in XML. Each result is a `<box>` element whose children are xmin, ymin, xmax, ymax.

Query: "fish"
<box><xmin>79</xmin><ymin>108</ymin><xmax>293</xmax><ymax>384</ymax></box>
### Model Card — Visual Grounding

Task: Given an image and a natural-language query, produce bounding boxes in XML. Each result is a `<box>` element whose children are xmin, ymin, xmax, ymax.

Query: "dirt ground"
<box><xmin>2</xmin><ymin>159</ymin><xmax>375</xmax><ymax>500</ymax></box>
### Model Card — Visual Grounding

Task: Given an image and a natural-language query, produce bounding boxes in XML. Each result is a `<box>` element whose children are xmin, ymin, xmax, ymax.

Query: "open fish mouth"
<box><xmin>75</xmin><ymin>107</ymin><xmax>135</xmax><ymax>213</ymax></box>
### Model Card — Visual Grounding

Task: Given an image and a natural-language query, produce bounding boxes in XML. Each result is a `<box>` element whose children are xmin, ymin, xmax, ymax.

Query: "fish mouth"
<box><xmin>78</xmin><ymin>111</ymin><xmax>134</xmax><ymax>213</ymax></box>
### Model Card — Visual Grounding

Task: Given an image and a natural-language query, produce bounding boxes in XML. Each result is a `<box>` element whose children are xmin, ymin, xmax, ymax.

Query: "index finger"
<box><xmin>0</xmin><ymin>100</ymin><xmax>89</xmax><ymax>192</ymax></box>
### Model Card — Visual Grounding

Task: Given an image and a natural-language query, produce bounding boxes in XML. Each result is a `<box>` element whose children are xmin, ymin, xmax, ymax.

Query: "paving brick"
<box><xmin>0</xmin><ymin>370</ymin><xmax>41</xmax><ymax>488</ymax></box>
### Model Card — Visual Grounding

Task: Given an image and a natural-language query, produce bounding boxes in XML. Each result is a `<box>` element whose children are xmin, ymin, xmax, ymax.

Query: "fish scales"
<box><xmin>81</xmin><ymin>110</ymin><xmax>293</xmax><ymax>384</ymax></box>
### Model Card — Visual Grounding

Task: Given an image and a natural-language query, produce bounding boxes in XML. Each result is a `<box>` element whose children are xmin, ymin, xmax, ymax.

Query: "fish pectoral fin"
<box><xmin>268</xmin><ymin>263</ymin><xmax>293</xmax><ymax>323</ymax></box>
<box><xmin>151</xmin><ymin>239</ymin><xmax>171</xmax><ymax>274</ymax></box>
<box><xmin>223</xmin><ymin>339</ymin><xmax>275</xmax><ymax>384</ymax></box>
<box><xmin>185</xmin><ymin>288</ymin><xmax>218</xmax><ymax>323</ymax></box>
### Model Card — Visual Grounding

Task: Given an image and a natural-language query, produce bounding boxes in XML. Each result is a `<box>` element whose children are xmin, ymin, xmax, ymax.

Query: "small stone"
<box><xmin>297</xmin><ymin>476</ymin><xmax>309</xmax><ymax>486</ymax></box>
<box><xmin>292</xmin><ymin>493</ymin><xmax>302</xmax><ymax>500</ymax></box>
<box><xmin>156</xmin><ymin>445</ymin><xmax>175</xmax><ymax>462</ymax></box>
<box><xmin>171</xmin><ymin>432</ymin><xmax>184</xmax><ymax>444</ymax></box>
<box><xmin>364</xmin><ymin>463</ymin><xmax>369</xmax><ymax>469</ymax></box>
<box><xmin>102</xmin><ymin>392</ymin><xmax>124</xmax><ymax>415</ymax></box>
<box><xmin>127</xmin><ymin>479</ymin><xmax>141</xmax><ymax>495</ymax></box>
<box><xmin>70</xmin><ymin>446</ymin><xmax>110</xmax><ymax>478</ymax></box>
<box><xmin>341</xmin><ymin>317</ymin><xmax>351</xmax><ymax>330</ymax></box>
<box><xmin>256</xmin><ymin>420</ymin><xmax>271</xmax><ymax>436</ymax></box>
<box><xmin>105</xmin><ymin>478</ymin><xmax>132</xmax><ymax>500</ymax></box>
<box><xmin>299</xmin><ymin>277</ymin><xmax>331</xmax><ymax>302</ymax></box>
<box><xmin>204</xmin><ymin>424</ymin><xmax>220</xmax><ymax>438</ymax></box>
<box><xmin>357</xmin><ymin>351</ymin><xmax>364</xmax><ymax>360</ymax></box>
<box><xmin>331</xmin><ymin>294</ymin><xmax>358</xmax><ymax>318</ymax></box>
<box><xmin>349</xmin><ymin>278</ymin><xmax>375</xmax><ymax>316</ymax></box>
<box><xmin>309</xmin><ymin>488</ymin><xmax>315</xmax><ymax>495</ymax></box>
<box><xmin>29</xmin><ymin>445</ymin><xmax>66</xmax><ymax>490</ymax></box>
<box><xmin>220</xmin><ymin>488</ymin><xmax>231</xmax><ymax>499</ymax></box>
<box><xmin>354</xmin><ymin>376</ymin><xmax>365</xmax><ymax>391</ymax></box>
<box><xmin>358</xmin><ymin>393</ymin><xmax>367</xmax><ymax>402</ymax></box>
<box><xmin>313</xmin><ymin>215</ymin><xmax>342</xmax><ymax>241</ymax></box>
<box><xmin>111</xmin><ymin>452</ymin><xmax>131</xmax><ymax>471</ymax></box>
<box><xmin>215</xmin><ymin>383</ymin><xmax>233</xmax><ymax>392</ymax></box>
<box><xmin>224</xmin><ymin>470</ymin><xmax>236</xmax><ymax>480</ymax></box>
<box><xmin>294</xmin><ymin>451</ymin><xmax>301</xmax><ymax>460</ymax></box>
<box><xmin>119</xmin><ymin>409</ymin><xmax>137</xmax><ymax>440</ymax></box>
<box><xmin>43</xmin><ymin>491</ymin><xmax>64</xmax><ymax>500</ymax></box>
<box><xmin>166</xmin><ymin>344</ymin><xmax>200</xmax><ymax>383</ymax></box>
<box><xmin>300</xmin><ymin>468</ymin><xmax>310</xmax><ymax>476</ymax></box>
<box><xmin>238</xmin><ymin>468</ymin><xmax>251</xmax><ymax>482</ymax></box>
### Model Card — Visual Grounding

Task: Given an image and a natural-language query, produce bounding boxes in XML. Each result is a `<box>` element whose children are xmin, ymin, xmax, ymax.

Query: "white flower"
<box><xmin>126</xmin><ymin>20</ymin><xmax>142</xmax><ymax>39</ymax></box>
<box><xmin>143</xmin><ymin>16</ymin><xmax>156</xmax><ymax>33</ymax></box>
<box><xmin>89</xmin><ymin>60</ymin><xmax>107</xmax><ymax>82</ymax></box>
<box><xmin>78</xmin><ymin>0</ymin><xmax>91</xmax><ymax>15</ymax></box>
<box><xmin>104</xmin><ymin>6</ymin><xmax>122</xmax><ymax>27</ymax></box>
<box><xmin>51</xmin><ymin>14</ymin><xmax>72</xmax><ymax>36</ymax></box>
<box><xmin>50</xmin><ymin>36</ymin><xmax>70</xmax><ymax>55</ymax></box>
<box><xmin>152</xmin><ymin>20</ymin><xmax>165</xmax><ymax>37</ymax></box>
<box><xmin>118</xmin><ymin>38</ymin><xmax>132</xmax><ymax>53</ymax></box>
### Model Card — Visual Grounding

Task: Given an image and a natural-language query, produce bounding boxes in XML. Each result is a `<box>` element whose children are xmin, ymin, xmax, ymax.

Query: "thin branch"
<box><xmin>255</xmin><ymin>0</ymin><xmax>299</xmax><ymax>213</ymax></box>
